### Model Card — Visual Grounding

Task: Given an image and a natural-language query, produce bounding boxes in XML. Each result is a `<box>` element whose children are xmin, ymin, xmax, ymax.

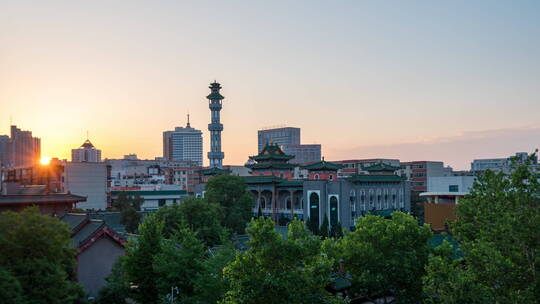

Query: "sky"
<box><xmin>1</xmin><ymin>0</ymin><xmax>539</xmax><ymax>170</ymax></box>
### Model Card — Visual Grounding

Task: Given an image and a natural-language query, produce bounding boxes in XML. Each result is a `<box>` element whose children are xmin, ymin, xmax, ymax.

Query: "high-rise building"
<box><xmin>281</xmin><ymin>144</ymin><xmax>321</xmax><ymax>164</ymax></box>
<box><xmin>71</xmin><ymin>139</ymin><xmax>102</xmax><ymax>162</ymax></box>
<box><xmin>0</xmin><ymin>135</ymin><xmax>10</xmax><ymax>168</ymax></box>
<box><xmin>163</xmin><ymin>115</ymin><xmax>203</xmax><ymax>166</ymax></box>
<box><xmin>0</xmin><ymin>126</ymin><xmax>41</xmax><ymax>168</ymax></box>
<box><xmin>257</xmin><ymin>127</ymin><xmax>300</xmax><ymax>153</ymax></box>
<box><xmin>207</xmin><ymin>82</ymin><xmax>225</xmax><ymax>168</ymax></box>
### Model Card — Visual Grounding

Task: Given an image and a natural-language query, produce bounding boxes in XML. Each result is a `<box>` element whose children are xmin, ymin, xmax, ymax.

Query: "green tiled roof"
<box><xmin>201</xmin><ymin>167</ymin><xmax>231</xmax><ymax>176</ymax></box>
<box><xmin>249</xmin><ymin>143</ymin><xmax>295</xmax><ymax>162</ymax></box>
<box><xmin>244</xmin><ymin>175</ymin><xmax>285</xmax><ymax>184</ymax></box>
<box><xmin>277</xmin><ymin>180</ymin><xmax>304</xmax><ymax>187</ymax></box>
<box><xmin>246</xmin><ymin>162</ymin><xmax>296</xmax><ymax>170</ymax></box>
<box><xmin>61</xmin><ymin>213</ymin><xmax>88</xmax><ymax>231</ymax></box>
<box><xmin>362</xmin><ymin>163</ymin><xmax>400</xmax><ymax>172</ymax></box>
<box><xmin>302</xmin><ymin>160</ymin><xmax>342</xmax><ymax>171</ymax></box>
<box><xmin>71</xmin><ymin>220</ymin><xmax>105</xmax><ymax>248</ymax></box>
<box><xmin>206</xmin><ymin>92</ymin><xmax>224</xmax><ymax>100</ymax></box>
<box><xmin>111</xmin><ymin>190</ymin><xmax>187</xmax><ymax>196</ymax></box>
<box><xmin>348</xmin><ymin>174</ymin><xmax>404</xmax><ymax>183</ymax></box>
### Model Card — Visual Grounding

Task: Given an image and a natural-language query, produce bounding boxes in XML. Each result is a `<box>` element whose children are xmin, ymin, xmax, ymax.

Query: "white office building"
<box><xmin>163</xmin><ymin>118</ymin><xmax>203</xmax><ymax>166</ymax></box>
<box><xmin>71</xmin><ymin>139</ymin><xmax>102</xmax><ymax>162</ymax></box>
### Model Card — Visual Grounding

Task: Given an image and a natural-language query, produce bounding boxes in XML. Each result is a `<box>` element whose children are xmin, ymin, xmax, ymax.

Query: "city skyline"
<box><xmin>1</xmin><ymin>1</ymin><xmax>539</xmax><ymax>170</ymax></box>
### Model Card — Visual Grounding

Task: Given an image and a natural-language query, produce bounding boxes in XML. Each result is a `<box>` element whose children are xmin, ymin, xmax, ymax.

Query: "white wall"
<box><xmin>427</xmin><ymin>176</ymin><xmax>476</xmax><ymax>193</ymax></box>
<box><xmin>64</xmin><ymin>162</ymin><xmax>108</xmax><ymax>210</ymax></box>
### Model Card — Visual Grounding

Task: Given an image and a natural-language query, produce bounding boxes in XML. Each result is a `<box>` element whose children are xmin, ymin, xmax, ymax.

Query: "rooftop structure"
<box><xmin>72</xmin><ymin>139</ymin><xmax>102</xmax><ymax>163</ymax></box>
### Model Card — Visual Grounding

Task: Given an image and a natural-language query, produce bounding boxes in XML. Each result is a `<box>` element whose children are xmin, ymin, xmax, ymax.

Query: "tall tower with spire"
<box><xmin>206</xmin><ymin>81</ymin><xmax>224</xmax><ymax>168</ymax></box>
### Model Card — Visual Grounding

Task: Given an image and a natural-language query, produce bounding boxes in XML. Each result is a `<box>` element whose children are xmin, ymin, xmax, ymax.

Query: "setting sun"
<box><xmin>40</xmin><ymin>156</ymin><xmax>51</xmax><ymax>165</ymax></box>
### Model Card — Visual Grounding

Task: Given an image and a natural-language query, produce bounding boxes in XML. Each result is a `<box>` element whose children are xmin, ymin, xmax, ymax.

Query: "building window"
<box><xmin>315</xmin><ymin>174</ymin><xmax>320</xmax><ymax>180</ymax></box>
<box><xmin>449</xmin><ymin>185</ymin><xmax>459</xmax><ymax>192</ymax></box>
<box><xmin>309</xmin><ymin>192</ymin><xmax>320</xmax><ymax>227</ymax></box>
<box><xmin>329</xmin><ymin>174</ymin><xmax>334</xmax><ymax>180</ymax></box>
<box><xmin>329</xmin><ymin>196</ymin><xmax>338</xmax><ymax>226</ymax></box>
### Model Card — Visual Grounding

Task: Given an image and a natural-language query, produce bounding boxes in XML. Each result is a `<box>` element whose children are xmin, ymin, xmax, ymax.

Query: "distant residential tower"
<box><xmin>206</xmin><ymin>82</ymin><xmax>225</xmax><ymax>168</ymax></box>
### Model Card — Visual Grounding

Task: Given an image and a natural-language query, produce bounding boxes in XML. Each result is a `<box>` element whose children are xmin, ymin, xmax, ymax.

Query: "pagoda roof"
<box><xmin>348</xmin><ymin>174</ymin><xmax>405</xmax><ymax>183</ymax></box>
<box><xmin>302</xmin><ymin>159</ymin><xmax>342</xmax><ymax>171</ymax></box>
<box><xmin>201</xmin><ymin>167</ymin><xmax>231</xmax><ymax>176</ymax></box>
<box><xmin>362</xmin><ymin>163</ymin><xmax>400</xmax><ymax>172</ymax></box>
<box><xmin>249</xmin><ymin>143</ymin><xmax>295</xmax><ymax>162</ymax></box>
<box><xmin>246</xmin><ymin>162</ymin><xmax>296</xmax><ymax>170</ymax></box>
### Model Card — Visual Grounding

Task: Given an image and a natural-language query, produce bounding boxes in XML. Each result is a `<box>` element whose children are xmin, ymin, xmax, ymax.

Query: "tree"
<box><xmin>153</xmin><ymin>228</ymin><xmax>206</xmax><ymax>303</ymax></box>
<box><xmin>192</xmin><ymin>245</ymin><xmax>237</xmax><ymax>304</ymax></box>
<box><xmin>306</xmin><ymin>216</ymin><xmax>320</xmax><ymax>236</ymax></box>
<box><xmin>124</xmin><ymin>214</ymin><xmax>164</xmax><ymax>304</ymax></box>
<box><xmin>114</xmin><ymin>192</ymin><xmax>143</xmax><ymax>233</ymax></box>
<box><xmin>0</xmin><ymin>207</ymin><xmax>84</xmax><ymax>304</ymax></box>
<box><xmin>338</xmin><ymin>212</ymin><xmax>432</xmax><ymax>303</ymax></box>
<box><xmin>425</xmin><ymin>156</ymin><xmax>540</xmax><ymax>303</ymax></box>
<box><xmin>320</xmin><ymin>214</ymin><xmax>329</xmax><ymax>239</ymax></box>
<box><xmin>222</xmin><ymin>217</ymin><xmax>339</xmax><ymax>304</ymax></box>
<box><xmin>96</xmin><ymin>259</ymin><xmax>130</xmax><ymax>304</ymax></box>
<box><xmin>423</xmin><ymin>241</ymin><xmax>491</xmax><ymax>304</ymax></box>
<box><xmin>329</xmin><ymin>222</ymin><xmax>344</xmax><ymax>239</ymax></box>
<box><xmin>154</xmin><ymin>197</ymin><xmax>226</xmax><ymax>247</ymax></box>
<box><xmin>204</xmin><ymin>174</ymin><xmax>253</xmax><ymax>234</ymax></box>
<box><xmin>0</xmin><ymin>268</ymin><xmax>25</xmax><ymax>304</ymax></box>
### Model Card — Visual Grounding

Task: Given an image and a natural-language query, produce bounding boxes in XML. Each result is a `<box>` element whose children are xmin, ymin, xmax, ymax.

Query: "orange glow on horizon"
<box><xmin>40</xmin><ymin>156</ymin><xmax>51</xmax><ymax>166</ymax></box>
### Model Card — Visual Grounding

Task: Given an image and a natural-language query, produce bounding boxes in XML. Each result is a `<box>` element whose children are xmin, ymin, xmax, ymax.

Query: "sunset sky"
<box><xmin>1</xmin><ymin>1</ymin><xmax>539</xmax><ymax>170</ymax></box>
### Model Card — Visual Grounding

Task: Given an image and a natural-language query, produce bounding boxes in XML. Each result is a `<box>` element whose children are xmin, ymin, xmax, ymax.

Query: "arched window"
<box><xmin>286</xmin><ymin>197</ymin><xmax>291</xmax><ymax>209</ymax></box>
<box><xmin>309</xmin><ymin>192</ymin><xmax>320</xmax><ymax>227</ymax></box>
<box><xmin>260</xmin><ymin>197</ymin><xmax>266</xmax><ymax>209</ymax></box>
<box><xmin>329</xmin><ymin>174</ymin><xmax>334</xmax><ymax>180</ymax></box>
<box><xmin>330</xmin><ymin>196</ymin><xmax>338</xmax><ymax>226</ymax></box>
<box><xmin>315</xmin><ymin>174</ymin><xmax>320</xmax><ymax>180</ymax></box>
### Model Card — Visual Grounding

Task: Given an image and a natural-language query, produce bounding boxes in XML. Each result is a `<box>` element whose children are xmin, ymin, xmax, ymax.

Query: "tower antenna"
<box><xmin>187</xmin><ymin>112</ymin><xmax>191</xmax><ymax>128</ymax></box>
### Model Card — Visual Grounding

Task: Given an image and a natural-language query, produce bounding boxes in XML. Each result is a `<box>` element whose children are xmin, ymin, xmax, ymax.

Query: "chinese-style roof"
<box><xmin>302</xmin><ymin>159</ymin><xmax>342</xmax><ymax>171</ymax></box>
<box><xmin>244</xmin><ymin>175</ymin><xmax>284</xmax><ymax>184</ymax></box>
<box><xmin>249</xmin><ymin>143</ymin><xmax>295</xmax><ymax>162</ymax></box>
<box><xmin>81</xmin><ymin>139</ymin><xmax>95</xmax><ymax>149</ymax></box>
<box><xmin>347</xmin><ymin>174</ymin><xmax>405</xmax><ymax>183</ymax></box>
<box><xmin>201</xmin><ymin>167</ymin><xmax>231</xmax><ymax>176</ymax></box>
<box><xmin>0</xmin><ymin>193</ymin><xmax>87</xmax><ymax>205</ymax></box>
<box><xmin>246</xmin><ymin>162</ymin><xmax>296</xmax><ymax>170</ymax></box>
<box><xmin>362</xmin><ymin>163</ymin><xmax>400</xmax><ymax>172</ymax></box>
<box><xmin>207</xmin><ymin>82</ymin><xmax>224</xmax><ymax>100</ymax></box>
<box><xmin>61</xmin><ymin>213</ymin><xmax>126</xmax><ymax>251</ymax></box>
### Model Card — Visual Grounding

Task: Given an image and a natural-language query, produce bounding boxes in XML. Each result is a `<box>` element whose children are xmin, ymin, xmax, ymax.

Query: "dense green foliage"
<box><xmin>0</xmin><ymin>207</ymin><xmax>83</xmax><ymax>304</ymax></box>
<box><xmin>423</xmin><ymin>157</ymin><xmax>540</xmax><ymax>303</ymax></box>
<box><xmin>154</xmin><ymin>228</ymin><xmax>206</xmax><ymax>302</ymax></box>
<box><xmin>204</xmin><ymin>174</ymin><xmax>253</xmax><ymax>234</ymax></box>
<box><xmin>96</xmin><ymin>260</ymin><xmax>130</xmax><ymax>304</ymax></box>
<box><xmin>113</xmin><ymin>192</ymin><xmax>143</xmax><ymax>233</ymax></box>
<box><xmin>154</xmin><ymin>197</ymin><xmax>226</xmax><ymax>247</ymax></box>
<box><xmin>222</xmin><ymin>218</ymin><xmax>340</xmax><ymax>304</ymax></box>
<box><xmin>0</xmin><ymin>268</ymin><xmax>25</xmax><ymax>304</ymax></box>
<box><xmin>337</xmin><ymin>212</ymin><xmax>432</xmax><ymax>303</ymax></box>
<box><xmin>123</xmin><ymin>214</ymin><xmax>164</xmax><ymax>304</ymax></box>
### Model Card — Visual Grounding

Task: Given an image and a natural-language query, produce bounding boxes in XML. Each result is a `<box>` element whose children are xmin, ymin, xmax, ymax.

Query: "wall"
<box><xmin>424</xmin><ymin>202</ymin><xmax>456</xmax><ymax>231</ymax></box>
<box><xmin>64</xmin><ymin>162</ymin><xmax>108</xmax><ymax>210</ymax></box>
<box><xmin>77</xmin><ymin>235</ymin><xmax>124</xmax><ymax>297</ymax></box>
<box><xmin>427</xmin><ymin>176</ymin><xmax>476</xmax><ymax>193</ymax></box>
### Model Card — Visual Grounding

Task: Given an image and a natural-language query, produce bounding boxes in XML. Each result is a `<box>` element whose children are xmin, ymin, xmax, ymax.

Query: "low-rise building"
<box><xmin>398</xmin><ymin>161</ymin><xmax>453</xmax><ymax>192</ymax></box>
<box><xmin>111</xmin><ymin>185</ymin><xmax>187</xmax><ymax>211</ymax></box>
<box><xmin>63</xmin><ymin>162</ymin><xmax>108</xmax><ymax>210</ymax></box>
<box><xmin>420</xmin><ymin>175</ymin><xmax>476</xmax><ymax>231</ymax></box>
<box><xmin>61</xmin><ymin>213</ymin><xmax>125</xmax><ymax>298</ymax></box>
